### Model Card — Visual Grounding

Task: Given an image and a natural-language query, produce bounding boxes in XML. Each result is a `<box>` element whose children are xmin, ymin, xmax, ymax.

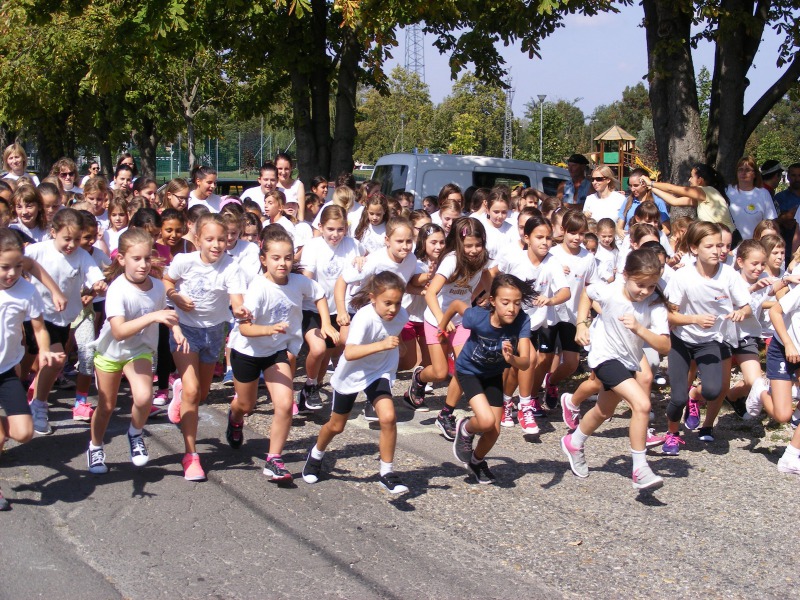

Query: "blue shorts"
<box><xmin>170</xmin><ymin>322</ymin><xmax>226</xmax><ymax>364</ymax></box>
<box><xmin>766</xmin><ymin>338</ymin><xmax>800</xmax><ymax>382</ymax></box>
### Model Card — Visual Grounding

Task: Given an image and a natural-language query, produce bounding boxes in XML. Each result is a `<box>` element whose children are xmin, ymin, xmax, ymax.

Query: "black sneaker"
<box><xmin>379</xmin><ymin>472</ymin><xmax>409</xmax><ymax>494</ymax></box>
<box><xmin>226</xmin><ymin>411</ymin><xmax>244</xmax><ymax>449</ymax></box>
<box><xmin>302</xmin><ymin>449</ymin><xmax>323</xmax><ymax>484</ymax></box>
<box><xmin>127</xmin><ymin>433</ymin><xmax>149</xmax><ymax>467</ymax></box>
<box><xmin>407</xmin><ymin>366</ymin><xmax>426</xmax><ymax>406</ymax></box>
<box><xmin>436</xmin><ymin>411</ymin><xmax>457</xmax><ymax>441</ymax></box>
<box><xmin>363</xmin><ymin>402</ymin><xmax>379</xmax><ymax>422</ymax></box>
<box><xmin>263</xmin><ymin>455</ymin><xmax>293</xmax><ymax>482</ymax></box>
<box><xmin>468</xmin><ymin>460</ymin><xmax>496</xmax><ymax>485</ymax></box>
<box><xmin>87</xmin><ymin>445</ymin><xmax>108</xmax><ymax>474</ymax></box>
<box><xmin>402</xmin><ymin>391</ymin><xmax>429</xmax><ymax>412</ymax></box>
<box><xmin>697</xmin><ymin>426</ymin><xmax>715</xmax><ymax>442</ymax></box>
<box><xmin>298</xmin><ymin>384</ymin><xmax>323</xmax><ymax>412</ymax></box>
<box><xmin>726</xmin><ymin>396</ymin><xmax>747</xmax><ymax>418</ymax></box>
<box><xmin>0</xmin><ymin>487</ymin><xmax>10</xmax><ymax>511</ymax></box>
<box><xmin>453</xmin><ymin>418</ymin><xmax>475</xmax><ymax>464</ymax></box>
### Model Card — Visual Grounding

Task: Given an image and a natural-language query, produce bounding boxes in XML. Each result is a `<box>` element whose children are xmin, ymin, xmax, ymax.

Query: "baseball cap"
<box><xmin>760</xmin><ymin>160</ymin><xmax>784</xmax><ymax>177</ymax></box>
<box><xmin>567</xmin><ymin>154</ymin><xmax>589</xmax><ymax>165</ymax></box>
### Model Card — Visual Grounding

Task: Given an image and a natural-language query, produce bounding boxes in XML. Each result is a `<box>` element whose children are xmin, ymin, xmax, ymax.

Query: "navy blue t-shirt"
<box><xmin>455</xmin><ymin>307</ymin><xmax>531</xmax><ymax>377</ymax></box>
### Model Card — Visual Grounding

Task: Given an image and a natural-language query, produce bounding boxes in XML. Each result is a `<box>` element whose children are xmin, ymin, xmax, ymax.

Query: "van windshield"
<box><xmin>373</xmin><ymin>164</ymin><xmax>408</xmax><ymax>196</ymax></box>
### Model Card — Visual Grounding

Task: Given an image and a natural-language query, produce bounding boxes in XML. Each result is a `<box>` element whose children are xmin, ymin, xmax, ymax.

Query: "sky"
<box><xmin>384</xmin><ymin>4</ymin><xmax>791</xmax><ymax>118</ymax></box>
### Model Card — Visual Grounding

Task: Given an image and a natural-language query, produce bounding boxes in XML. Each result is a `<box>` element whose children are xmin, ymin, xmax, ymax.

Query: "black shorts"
<box><xmin>532</xmin><ymin>322</ymin><xmax>579</xmax><ymax>354</ymax></box>
<box><xmin>302</xmin><ymin>310</ymin><xmax>344</xmax><ymax>350</ymax></box>
<box><xmin>593</xmin><ymin>359</ymin><xmax>635</xmax><ymax>391</ymax></box>
<box><xmin>0</xmin><ymin>368</ymin><xmax>31</xmax><ymax>418</ymax></box>
<box><xmin>456</xmin><ymin>372</ymin><xmax>504</xmax><ymax>407</ymax></box>
<box><xmin>230</xmin><ymin>348</ymin><xmax>289</xmax><ymax>383</ymax></box>
<box><xmin>733</xmin><ymin>336</ymin><xmax>759</xmax><ymax>357</ymax></box>
<box><xmin>23</xmin><ymin>320</ymin><xmax>71</xmax><ymax>354</ymax></box>
<box><xmin>332</xmin><ymin>377</ymin><xmax>392</xmax><ymax>415</ymax></box>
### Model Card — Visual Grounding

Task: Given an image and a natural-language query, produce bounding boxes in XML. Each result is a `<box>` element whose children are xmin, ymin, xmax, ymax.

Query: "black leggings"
<box><xmin>156</xmin><ymin>323</ymin><xmax>175</xmax><ymax>390</ymax></box>
<box><xmin>666</xmin><ymin>334</ymin><xmax>728</xmax><ymax>423</ymax></box>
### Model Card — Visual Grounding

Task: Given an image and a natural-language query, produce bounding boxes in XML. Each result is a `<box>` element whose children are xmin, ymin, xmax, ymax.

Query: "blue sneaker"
<box><xmin>684</xmin><ymin>396</ymin><xmax>701</xmax><ymax>431</ymax></box>
<box><xmin>222</xmin><ymin>370</ymin><xmax>234</xmax><ymax>387</ymax></box>
<box><xmin>662</xmin><ymin>432</ymin><xmax>685</xmax><ymax>455</ymax></box>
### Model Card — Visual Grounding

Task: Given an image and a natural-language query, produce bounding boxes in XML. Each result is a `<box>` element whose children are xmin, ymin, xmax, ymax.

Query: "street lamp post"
<box><xmin>400</xmin><ymin>113</ymin><xmax>405</xmax><ymax>152</ymax></box>
<box><xmin>538</xmin><ymin>94</ymin><xmax>547</xmax><ymax>163</ymax></box>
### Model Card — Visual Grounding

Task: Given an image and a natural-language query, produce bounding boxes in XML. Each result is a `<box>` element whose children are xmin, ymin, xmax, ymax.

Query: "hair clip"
<box><xmin>461</xmin><ymin>226</ymin><xmax>469</xmax><ymax>237</ymax></box>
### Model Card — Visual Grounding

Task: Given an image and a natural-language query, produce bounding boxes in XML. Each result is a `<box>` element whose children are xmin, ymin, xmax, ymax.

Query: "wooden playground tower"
<box><xmin>589</xmin><ymin>124</ymin><xmax>659</xmax><ymax>184</ymax></box>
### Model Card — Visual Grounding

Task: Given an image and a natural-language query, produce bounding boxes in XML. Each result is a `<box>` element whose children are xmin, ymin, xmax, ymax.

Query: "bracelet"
<box><xmin>578</xmin><ymin>318</ymin><xmax>592</xmax><ymax>327</ymax></box>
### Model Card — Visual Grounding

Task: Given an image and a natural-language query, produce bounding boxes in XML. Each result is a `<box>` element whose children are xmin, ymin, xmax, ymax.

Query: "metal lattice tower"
<box><xmin>503</xmin><ymin>77</ymin><xmax>516</xmax><ymax>159</ymax></box>
<box><xmin>404</xmin><ymin>24</ymin><xmax>425</xmax><ymax>82</ymax></box>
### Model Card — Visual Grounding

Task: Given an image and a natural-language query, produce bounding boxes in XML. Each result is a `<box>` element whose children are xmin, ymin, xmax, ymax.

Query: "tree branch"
<box><xmin>744</xmin><ymin>50</ymin><xmax>800</xmax><ymax>138</ymax></box>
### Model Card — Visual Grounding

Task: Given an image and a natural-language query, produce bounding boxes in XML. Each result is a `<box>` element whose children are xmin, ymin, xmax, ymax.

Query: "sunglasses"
<box><xmin>590</xmin><ymin>177</ymin><xmax>608</xmax><ymax>182</ymax></box>
<box><xmin>59</xmin><ymin>171</ymin><xmax>76</xmax><ymax>178</ymax></box>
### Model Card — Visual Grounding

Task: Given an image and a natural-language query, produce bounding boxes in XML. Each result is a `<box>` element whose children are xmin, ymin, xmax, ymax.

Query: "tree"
<box><xmin>519</xmin><ymin>98</ymin><xmax>586</xmax><ymax>164</ymax></box>
<box><xmin>590</xmin><ymin>83</ymin><xmax>652</xmax><ymax>139</ymax></box>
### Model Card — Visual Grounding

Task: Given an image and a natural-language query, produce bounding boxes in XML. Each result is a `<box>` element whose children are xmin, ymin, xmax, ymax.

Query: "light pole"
<box><xmin>400</xmin><ymin>113</ymin><xmax>405</xmax><ymax>152</ymax></box>
<box><xmin>538</xmin><ymin>94</ymin><xmax>547</xmax><ymax>163</ymax></box>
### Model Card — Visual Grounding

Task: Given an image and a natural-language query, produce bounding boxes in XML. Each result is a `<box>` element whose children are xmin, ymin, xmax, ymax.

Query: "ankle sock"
<box><xmin>440</xmin><ymin>405</ymin><xmax>454</xmax><ymax>416</ymax></box>
<box><xmin>267</xmin><ymin>453</ymin><xmax>281</xmax><ymax>461</ymax></box>
<box><xmin>571</xmin><ymin>426</ymin><xmax>589</xmax><ymax>447</ymax></box>
<box><xmin>519</xmin><ymin>395</ymin><xmax>531</xmax><ymax>405</ymax></box>
<box><xmin>379</xmin><ymin>460</ymin><xmax>392</xmax><ymax>476</ymax></box>
<box><xmin>785</xmin><ymin>444</ymin><xmax>800</xmax><ymax>458</ymax></box>
<box><xmin>89</xmin><ymin>442</ymin><xmax>102</xmax><ymax>451</ymax></box>
<box><xmin>470</xmin><ymin>452</ymin><xmax>482</xmax><ymax>465</ymax></box>
<box><xmin>503</xmin><ymin>394</ymin><xmax>512</xmax><ymax>404</ymax></box>
<box><xmin>311</xmin><ymin>445</ymin><xmax>325</xmax><ymax>460</ymax></box>
<box><xmin>631</xmin><ymin>448</ymin><xmax>647</xmax><ymax>470</ymax></box>
<box><xmin>306</xmin><ymin>378</ymin><xmax>317</xmax><ymax>387</ymax></box>
<box><xmin>128</xmin><ymin>425</ymin><xmax>143</xmax><ymax>437</ymax></box>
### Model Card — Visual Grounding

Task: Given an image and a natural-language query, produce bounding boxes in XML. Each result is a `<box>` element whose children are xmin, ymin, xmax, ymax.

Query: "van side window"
<box><xmin>473</xmin><ymin>173</ymin><xmax>531</xmax><ymax>189</ymax></box>
<box><xmin>373</xmin><ymin>164</ymin><xmax>408</xmax><ymax>196</ymax></box>
<box><xmin>541</xmin><ymin>177</ymin><xmax>567</xmax><ymax>197</ymax></box>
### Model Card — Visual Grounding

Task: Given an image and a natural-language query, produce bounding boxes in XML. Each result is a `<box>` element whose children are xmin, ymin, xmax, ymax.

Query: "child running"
<box><xmin>87</xmin><ymin>229</ymin><xmax>186</xmax><ymax>474</ymax></box>
<box><xmin>562</xmin><ymin>248</ymin><xmax>671</xmax><ymax>491</ymax></box>
<box><xmin>226</xmin><ymin>226</ymin><xmax>337</xmax><ymax>482</ymax></box>
<box><xmin>302</xmin><ymin>272</ymin><xmax>410</xmax><ymax>494</ymax></box>
<box><xmin>444</xmin><ymin>274</ymin><xmax>533</xmax><ymax>484</ymax></box>
<box><xmin>164</xmin><ymin>213</ymin><xmax>249</xmax><ymax>481</ymax></box>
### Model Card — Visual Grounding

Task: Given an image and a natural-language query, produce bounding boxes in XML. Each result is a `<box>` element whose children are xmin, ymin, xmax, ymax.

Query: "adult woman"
<box><xmin>725</xmin><ymin>156</ymin><xmax>776</xmax><ymax>240</ymax></box>
<box><xmin>582</xmin><ymin>166</ymin><xmax>626</xmax><ymax>223</ymax></box>
<box><xmin>80</xmin><ymin>161</ymin><xmax>100</xmax><ymax>188</ymax></box>
<box><xmin>617</xmin><ymin>168</ymin><xmax>671</xmax><ymax>238</ymax></box>
<box><xmin>642</xmin><ymin>164</ymin><xmax>737</xmax><ymax>243</ymax></box>
<box><xmin>116</xmin><ymin>153</ymin><xmax>138</xmax><ymax>179</ymax></box>
<box><xmin>275</xmin><ymin>153</ymin><xmax>305</xmax><ymax>220</ymax></box>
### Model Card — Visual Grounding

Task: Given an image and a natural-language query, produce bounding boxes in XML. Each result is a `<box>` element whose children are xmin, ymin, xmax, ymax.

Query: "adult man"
<box><xmin>562</xmin><ymin>153</ymin><xmax>591</xmax><ymax>209</ymax></box>
<box><xmin>760</xmin><ymin>160</ymin><xmax>784</xmax><ymax>198</ymax></box>
<box><xmin>240</xmin><ymin>163</ymin><xmax>279</xmax><ymax>212</ymax></box>
<box><xmin>780</xmin><ymin>164</ymin><xmax>800</xmax><ymax>253</ymax></box>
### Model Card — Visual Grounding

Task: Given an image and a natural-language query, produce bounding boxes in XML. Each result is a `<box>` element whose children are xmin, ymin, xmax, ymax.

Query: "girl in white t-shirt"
<box><xmin>483</xmin><ymin>190</ymin><xmax>517</xmax><ymax>265</ymax></box>
<box><xmin>163</xmin><ymin>213</ymin><xmax>249</xmax><ymax>481</ymax></box>
<box><xmin>407</xmin><ymin>217</ymin><xmax>491</xmax><ymax>440</ymax></box>
<box><xmin>227</xmin><ymin>227</ymin><xmax>337</xmax><ymax>483</ymax></box>
<box><xmin>594</xmin><ymin>218</ymin><xmax>618</xmax><ymax>283</ymax></box>
<box><xmin>9</xmin><ymin>185</ymin><xmax>47</xmax><ymax>242</ymax></box>
<box><xmin>493</xmin><ymin>215</ymin><xmax>570</xmax><ymax>433</ymax></box>
<box><xmin>87</xmin><ymin>229</ymin><xmax>186</xmax><ymax>475</ymax></box>
<box><xmin>187</xmin><ymin>166</ymin><xmax>222</xmax><ymax>213</ymax></box>
<box><xmin>0</xmin><ymin>229</ymin><xmax>61</xmax><ymax>510</ymax></box>
<box><xmin>563</xmin><ymin>248</ymin><xmax>671</xmax><ymax>492</ymax></box>
<box><xmin>302</xmin><ymin>272</ymin><xmax>410</xmax><ymax>494</ymax></box>
<box><xmin>430</xmin><ymin>195</ymin><xmax>462</xmax><ymax>238</ymax></box>
<box><xmin>263</xmin><ymin>190</ymin><xmax>296</xmax><ymax>244</ymax></box>
<box><xmin>352</xmin><ymin>193</ymin><xmax>388</xmax><ymax>255</ymax></box>
<box><xmin>663</xmin><ymin>221</ymin><xmax>751</xmax><ymax>456</ymax></box>
<box><xmin>105</xmin><ymin>196</ymin><xmax>129</xmax><ymax>253</ymax></box>
<box><xmin>275</xmin><ymin>152</ymin><xmax>306</xmax><ymax>221</ymax></box>
<box><xmin>298</xmin><ymin>205</ymin><xmax>364</xmax><ymax>412</ymax></box>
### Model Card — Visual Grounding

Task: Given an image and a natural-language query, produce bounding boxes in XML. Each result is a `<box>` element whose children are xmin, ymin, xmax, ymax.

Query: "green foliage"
<box><xmin>744</xmin><ymin>94</ymin><xmax>800</xmax><ymax>167</ymax></box>
<box><xmin>590</xmin><ymin>83</ymin><xmax>651</xmax><ymax>138</ymax></box>
<box><xmin>519</xmin><ymin>98</ymin><xmax>587</xmax><ymax>164</ymax></box>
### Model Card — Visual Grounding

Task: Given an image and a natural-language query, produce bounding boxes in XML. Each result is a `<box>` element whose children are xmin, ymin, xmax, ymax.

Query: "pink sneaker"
<box><xmin>292</xmin><ymin>400</ymin><xmax>299</xmax><ymax>416</ymax></box>
<box><xmin>518</xmin><ymin>402</ymin><xmax>540</xmax><ymax>434</ymax></box>
<box><xmin>182</xmin><ymin>453</ymin><xmax>206</xmax><ymax>481</ymax></box>
<box><xmin>501</xmin><ymin>400</ymin><xmax>515</xmax><ymax>428</ymax></box>
<box><xmin>561</xmin><ymin>393</ymin><xmax>580</xmax><ymax>430</ymax></box>
<box><xmin>72</xmin><ymin>402</ymin><xmax>94</xmax><ymax>422</ymax></box>
<box><xmin>645</xmin><ymin>428</ymin><xmax>666</xmax><ymax>448</ymax></box>
<box><xmin>153</xmin><ymin>389</ymin><xmax>169</xmax><ymax>407</ymax></box>
<box><xmin>168</xmin><ymin>378</ymin><xmax>182</xmax><ymax>424</ymax></box>
<box><xmin>149</xmin><ymin>405</ymin><xmax>166</xmax><ymax>419</ymax></box>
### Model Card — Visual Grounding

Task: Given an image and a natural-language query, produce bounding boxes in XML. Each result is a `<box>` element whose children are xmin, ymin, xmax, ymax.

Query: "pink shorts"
<box><xmin>423</xmin><ymin>321</ymin><xmax>471</xmax><ymax>348</ymax></box>
<box><xmin>401</xmin><ymin>321</ymin><xmax>425</xmax><ymax>342</ymax></box>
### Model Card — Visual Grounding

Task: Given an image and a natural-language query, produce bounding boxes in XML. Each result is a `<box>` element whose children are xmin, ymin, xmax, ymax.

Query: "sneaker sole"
<box><xmin>88</xmin><ymin>466</ymin><xmax>108</xmax><ymax>474</ymax></box>
<box><xmin>184</xmin><ymin>473</ymin><xmax>207</xmax><ymax>482</ymax></box>
<box><xmin>34</xmin><ymin>427</ymin><xmax>53</xmax><ymax>436</ymax></box>
<box><xmin>633</xmin><ymin>477</ymin><xmax>664</xmax><ymax>491</ymax></box>
<box><xmin>778</xmin><ymin>464</ymin><xmax>800</xmax><ymax>475</ymax></box>
<box><xmin>662</xmin><ymin>447</ymin><xmax>680</xmax><ymax>456</ymax></box>
<box><xmin>263</xmin><ymin>469</ymin><xmax>293</xmax><ymax>482</ymax></box>
<box><xmin>500</xmin><ymin>420</ymin><xmax>515</xmax><ymax>428</ymax></box>
<box><xmin>131</xmin><ymin>457</ymin><xmax>149</xmax><ymax>467</ymax></box>
<box><xmin>380</xmin><ymin>481</ymin><xmax>409</xmax><ymax>494</ymax></box>
<box><xmin>697</xmin><ymin>435</ymin><xmax>714</xmax><ymax>442</ymax></box>
<box><xmin>435</xmin><ymin>420</ymin><xmax>455</xmax><ymax>441</ymax></box>
<box><xmin>560</xmin><ymin>438</ymin><xmax>589</xmax><ymax>478</ymax></box>
<box><xmin>72</xmin><ymin>415</ymin><xmax>91</xmax><ymax>422</ymax></box>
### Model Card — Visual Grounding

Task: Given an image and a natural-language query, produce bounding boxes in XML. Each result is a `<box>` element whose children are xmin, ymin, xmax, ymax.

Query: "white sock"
<box><xmin>311</xmin><ymin>445</ymin><xmax>325</xmax><ymax>460</ymax></box>
<box><xmin>461</xmin><ymin>420</ymin><xmax>471</xmax><ymax>436</ymax></box>
<box><xmin>89</xmin><ymin>442</ymin><xmax>102</xmax><ymax>451</ymax></box>
<box><xmin>631</xmin><ymin>448</ymin><xmax>647</xmax><ymax>470</ymax></box>
<box><xmin>784</xmin><ymin>444</ymin><xmax>800</xmax><ymax>458</ymax></box>
<box><xmin>470</xmin><ymin>452</ymin><xmax>482</xmax><ymax>465</ymax></box>
<box><xmin>519</xmin><ymin>395</ymin><xmax>531</xmax><ymax>405</ymax></box>
<box><xmin>379</xmin><ymin>460</ymin><xmax>392</xmax><ymax>476</ymax></box>
<box><xmin>571</xmin><ymin>426</ymin><xmax>589</xmax><ymax>447</ymax></box>
<box><xmin>306</xmin><ymin>378</ymin><xmax>318</xmax><ymax>387</ymax></box>
<box><xmin>566</xmin><ymin>397</ymin><xmax>579</xmax><ymax>412</ymax></box>
<box><xmin>225</xmin><ymin>365</ymin><xmax>232</xmax><ymax>373</ymax></box>
<box><xmin>128</xmin><ymin>425</ymin><xmax>143</xmax><ymax>437</ymax></box>
<box><xmin>503</xmin><ymin>394</ymin><xmax>512</xmax><ymax>404</ymax></box>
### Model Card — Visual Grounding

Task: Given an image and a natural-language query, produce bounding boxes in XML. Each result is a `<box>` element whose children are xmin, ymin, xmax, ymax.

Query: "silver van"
<box><xmin>372</xmin><ymin>153</ymin><xmax>568</xmax><ymax>208</ymax></box>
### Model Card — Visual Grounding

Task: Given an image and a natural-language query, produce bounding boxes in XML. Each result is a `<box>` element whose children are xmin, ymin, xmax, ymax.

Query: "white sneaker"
<box><xmin>744</xmin><ymin>377</ymin><xmax>768</xmax><ymax>419</ymax></box>
<box><xmin>777</xmin><ymin>452</ymin><xmax>800</xmax><ymax>475</ymax></box>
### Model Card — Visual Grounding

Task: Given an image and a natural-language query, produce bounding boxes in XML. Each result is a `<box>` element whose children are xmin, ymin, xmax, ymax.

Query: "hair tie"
<box><xmin>461</xmin><ymin>226</ymin><xmax>469</xmax><ymax>237</ymax></box>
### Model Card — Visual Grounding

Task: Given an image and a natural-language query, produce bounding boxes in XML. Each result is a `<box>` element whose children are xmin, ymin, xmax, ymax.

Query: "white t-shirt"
<box><xmin>188</xmin><ymin>192</ymin><xmax>223</xmax><ymax>213</ymax></box>
<box><xmin>330</xmin><ymin>303</ymin><xmax>408</xmax><ymax>394</ymax></box>
<box><xmin>294</xmin><ymin>222</ymin><xmax>314</xmax><ymax>250</ymax></box>
<box><xmin>778</xmin><ymin>283</ymin><xmax>800</xmax><ymax>349</ymax></box>
<box><xmin>106</xmin><ymin>227</ymin><xmax>127</xmax><ymax>253</ymax></box>
<box><xmin>265</xmin><ymin>215</ymin><xmax>296</xmax><ymax>246</ymax></box>
<box><xmin>423</xmin><ymin>253</ymin><xmax>484</xmax><ymax>328</ymax></box>
<box><xmin>300</xmin><ymin>236</ymin><xmax>363</xmax><ymax>314</ymax></box>
<box><xmin>0</xmin><ymin>278</ymin><xmax>43</xmax><ymax>373</ymax></box>
<box><xmin>4</xmin><ymin>172</ymin><xmax>40</xmax><ymax>186</ymax></box>
<box><xmin>341</xmin><ymin>247</ymin><xmax>418</xmax><ymax>302</ymax></box>
<box><xmin>737</xmin><ymin>278</ymin><xmax>771</xmax><ymax>340</ymax></box>
<box><xmin>24</xmin><ymin>240</ymin><xmax>105</xmax><ymax>326</ymax></box>
<box><xmin>594</xmin><ymin>245</ymin><xmax>618</xmax><ymax>283</ymax></box>
<box><xmin>484</xmin><ymin>220</ymin><xmax>517</xmax><ymax>264</ymax></box>
<box><xmin>240</xmin><ymin>187</ymin><xmax>266</xmax><ymax>209</ymax></box>
<box><xmin>727</xmin><ymin>186</ymin><xmax>776</xmax><ymax>240</ymax></box>
<box><xmin>228</xmin><ymin>274</ymin><xmax>324</xmax><ymax>358</ymax></box>
<box><xmin>88</xmin><ymin>248</ymin><xmax>111</xmax><ymax>305</ymax></box>
<box><xmin>549</xmin><ymin>244</ymin><xmax>599</xmax><ymax>322</ymax></box>
<box><xmin>583</xmin><ymin>191</ymin><xmax>626</xmax><ymax>223</ymax></box>
<box><xmin>228</xmin><ymin>239</ymin><xmax>261</xmax><ymax>285</ymax></box>
<box><xmin>587</xmin><ymin>280</ymin><xmax>669</xmax><ymax>372</ymax></box>
<box><xmin>166</xmin><ymin>252</ymin><xmax>246</xmax><ymax>329</ymax></box>
<box><xmin>497</xmin><ymin>251</ymin><xmax>569</xmax><ymax>330</ymax></box>
<box><xmin>352</xmin><ymin>222</ymin><xmax>387</xmax><ymax>255</ymax></box>
<box><xmin>278</xmin><ymin>179</ymin><xmax>303</xmax><ymax>205</ymax></box>
<box><xmin>9</xmin><ymin>222</ymin><xmax>47</xmax><ymax>242</ymax></box>
<box><xmin>312</xmin><ymin>202</ymin><xmax>363</xmax><ymax>231</ymax></box>
<box><xmin>401</xmin><ymin>258</ymin><xmax>429</xmax><ymax>323</ymax></box>
<box><xmin>94</xmin><ymin>276</ymin><xmax>166</xmax><ymax>361</ymax></box>
<box><xmin>665</xmin><ymin>263</ymin><xmax>751</xmax><ymax>345</ymax></box>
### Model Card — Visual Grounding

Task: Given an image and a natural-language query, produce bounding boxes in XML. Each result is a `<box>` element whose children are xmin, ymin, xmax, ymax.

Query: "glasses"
<box><xmin>737</xmin><ymin>168</ymin><xmax>754</xmax><ymax>173</ymax></box>
<box><xmin>59</xmin><ymin>171</ymin><xmax>76</xmax><ymax>178</ymax></box>
<box><xmin>90</xmin><ymin>166</ymin><xmax>99</xmax><ymax>171</ymax></box>
<box><xmin>590</xmin><ymin>177</ymin><xmax>608</xmax><ymax>182</ymax></box>
<box><xmin>171</xmin><ymin>194</ymin><xmax>189</xmax><ymax>201</ymax></box>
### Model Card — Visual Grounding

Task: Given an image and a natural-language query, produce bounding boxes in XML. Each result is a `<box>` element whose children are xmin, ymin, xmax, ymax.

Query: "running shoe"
<box><xmin>30</xmin><ymin>399</ymin><xmax>51</xmax><ymax>435</ymax></box>
<box><xmin>791</xmin><ymin>408</ymin><xmax>800</xmax><ymax>430</ymax></box>
<box><xmin>226</xmin><ymin>410</ymin><xmax>244</xmax><ymax>449</ymax></box>
<box><xmin>560</xmin><ymin>434</ymin><xmax>588</xmax><ymax>478</ymax></box>
<box><xmin>685</xmin><ymin>395</ymin><xmax>701</xmax><ymax>431</ymax></box>
<box><xmin>72</xmin><ymin>402</ymin><xmax>94</xmax><ymax>422</ymax></box>
<box><xmin>153</xmin><ymin>389</ymin><xmax>169</xmax><ymax>406</ymax></box>
<box><xmin>500</xmin><ymin>400</ymin><xmax>515</xmax><ymax>428</ymax></box>
<box><xmin>744</xmin><ymin>377</ymin><xmax>768</xmax><ymax>419</ymax></box>
<box><xmin>697</xmin><ymin>426</ymin><xmax>715</xmax><ymax>442</ymax></box>
<box><xmin>436</xmin><ymin>411</ymin><xmax>456</xmax><ymax>441</ymax></box>
<box><xmin>468</xmin><ymin>460</ymin><xmax>496</xmax><ymax>485</ymax></box>
<box><xmin>128</xmin><ymin>433</ymin><xmax>149</xmax><ymax>467</ymax></box>
<box><xmin>182</xmin><ymin>453</ymin><xmax>206</xmax><ymax>481</ymax></box>
<box><xmin>149</xmin><ymin>405</ymin><xmax>166</xmax><ymax>419</ymax></box>
<box><xmin>453</xmin><ymin>418</ymin><xmax>475</xmax><ymax>464</ymax></box>
<box><xmin>726</xmin><ymin>396</ymin><xmax>747</xmax><ymax>419</ymax></box>
<box><xmin>263</xmin><ymin>455</ymin><xmax>293</xmax><ymax>482</ymax></box>
<box><xmin>531</xmin><ymin>396</ymin><xmax>546</xmax><ymax>418</ymax></box>
<box><xmin>379</xmin><ymin>472</ymin><xmax>409</xmax><ymax>494</ymax></box>
<box><xmin>645</xmin><ymin>428</ymin><xmax>666</xmax><ymax>448</ymax></box>
<box><xmin>87</xmin><ymin>445</ymin><xmax>108</xmax><ymax>474</ymax></box>
<box><xmin>363</xmin><ymin>402</ymin><xmax>379</xmax><ymax>422</ymax></box>
<box><xmin>168</xmin><ymin>378</ymin><xmax>182</xmax><ymax>424</ymax></box>
<box><xmin>777</xmin><ymin>452</ymin><xmax>800</xmax><ymax>475</ymax></box>
<box><xmin>518</xmin><ymin>402</ymin><xmax>540</xmax><ymax>434</ymax></box>
<box><xmin>0</xmin><ymin>487</ymin><xmax>10</xmax><ymax>511</ymax></box>
<box><xmin>54</xmin><ymin>374</ymin><xmax>75</xmax><ymax>390</ymax></box>
<box><xmin>543</xmin><ymin>373</ymin><xmax>559</xmax><ymax>409</ymax></box>
<box><xmin>561</xmin><ymin>393</ymin><xmax>580</xmax><ymax>431</ymax></box>
<box><xmin>662</xmin><ymin>432</ymin><xmax>685</xmax><ymax>455</ymax></box>
<box><xmin>302</xmin><ymin>449</ymin><xmax>322</xmax><ymax>484</ymax></box>
<box><xmin>654</xmin><ymin>373</ymin><xmax>667</xmax><ymax>386</ymax></box>
<box><xmin>222</xmin><ymin>370</ymin><xmax>235</xmax><ymax>387</ymax></box>
<box><xmin>407</xmin><ymin>366</ymin><xmax>426</xmax><ymax>407</ymax></box>
<box><xmin>632</xmin><ymin>465</ymin><xmax>664</xmax><ymax>491</ymax></box>
<box><xmin>298</xmin><ymin>384</ymin><xmax>322</xmax><ymax>412</ymax></box>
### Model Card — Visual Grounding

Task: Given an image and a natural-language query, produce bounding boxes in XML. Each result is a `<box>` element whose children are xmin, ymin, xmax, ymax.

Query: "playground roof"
<box><xmin>594</xmin><ymin>124</ymin><xmax>636</xmax><ymax>142</ymax></box>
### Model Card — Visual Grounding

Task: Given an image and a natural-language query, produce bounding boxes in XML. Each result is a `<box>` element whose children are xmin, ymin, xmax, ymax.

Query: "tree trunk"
<box><xmin>134</xmin><ymin>116</ymin><xmax>160</xmax><ymax>179</ymax></box>
<box><xmin>291</xmin><ymin>70</ymin><xmax>321</xmax><ymax>181</ymax></box>
<box><xmin>184</xmin><ymin>116</ymin><xmax>196</xmax><ymax>172</ymax></box>
<box><xmin>92</xmin><ymin>108</ymin><xmax>114</xmax><ymax>179</ymax></box>
<box><xmin>330</xmin><ymin>28</ymin><xmax>359</xmax><ymax>180</ymax></box>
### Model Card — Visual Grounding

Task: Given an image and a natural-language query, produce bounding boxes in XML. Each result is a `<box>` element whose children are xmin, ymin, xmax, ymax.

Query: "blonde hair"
<box><xmin>332</xmin><ymin>186</ymin><xmax>356</xmax><ymax>213</ymax></box>
<box><xmin>3</xmin><ymin>143</ymin><xmax>27</xmax><ymax>170</ymax></box>
<box><xmin>592</xmin><ymin>165</ymin><xmax>619</xmax><ymax>192</ymax></box>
